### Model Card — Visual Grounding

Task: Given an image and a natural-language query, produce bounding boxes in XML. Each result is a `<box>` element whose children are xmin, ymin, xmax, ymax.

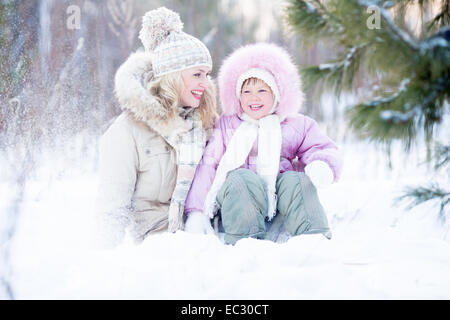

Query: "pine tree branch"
<box><xmin>301</xmin><ymin>43</ymin><xmax>369</xmax><ymax>93</ymax></box>
<box><xmin>347</xmin><ymin>22</ymin><xmax>449</xmax><ymax>150</ymax></box>
<box><xmin>346</xmin><ymin>72</ymin><xmax>448</xmax><ymax>151</ymax></box>
<box><xmin>433</xmin><ymin>143</ymin><xmax>450</xmax><ymax>170</ymax></box>
<box><xmin>396</xmin><ymin>184</ymin><xmax>450</xmax><ymax>220</ymax></box>
<box><xmin>311</xmin><ymin>0</ymin><xmax>344</xmax><ymax>28</ymax></box>
<box><xmin>357</xmin><ymin>0</ymin><xmax>420</xmax><ymax>51</ymax></box>
<box><xmin>288</xmin><ymin>0</ymin><xmax>449</xmax><ymax>152</ymax></box>
<box><xmin>427</xmin><ymin>0</ymin><xmax>450</xmax><ymax>31</ymax></box>
<box><xmin>285</xmin><ymin>0</ymin><xmax>345</xmax><ymax>43</ymax></box>
<box><xmin>292</xmin><ymin>0</ymin><xmax>423</xmax><ymax>94</ymax></box>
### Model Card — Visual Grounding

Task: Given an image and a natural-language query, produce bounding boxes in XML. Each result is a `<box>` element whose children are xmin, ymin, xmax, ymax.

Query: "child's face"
<box><xmin>240</xmin><ymin>79</ymin><xmax>274</xmax><ymax>120</ymax></box>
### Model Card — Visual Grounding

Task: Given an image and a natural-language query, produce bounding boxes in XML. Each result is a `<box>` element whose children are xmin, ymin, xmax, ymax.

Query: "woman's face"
<box><xmin>180</xmin><ymin>66</ymin><xmax>212</xmax><ymax>108</ymax></box>
<box><xmin>240</xmin><ymin>79</ymin><xmax>274</xmax><ymax>120</ymax></box>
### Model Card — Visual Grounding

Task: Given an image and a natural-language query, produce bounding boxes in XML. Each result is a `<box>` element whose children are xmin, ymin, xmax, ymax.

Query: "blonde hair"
<box><xmin>149</xmin><ymin>71</ymin><xmax>218</xmax><ymax>129</ymax></box>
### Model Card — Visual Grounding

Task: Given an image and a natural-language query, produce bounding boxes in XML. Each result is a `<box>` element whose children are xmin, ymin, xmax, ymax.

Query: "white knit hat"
<box><xmin>138</xmin><ymin>7</ymin><xmax>212</xmax><ymax>78</ymax></box>
<box><xmin>236</xmin><ymin>68</ymin><xmax>280</xmax><ymax>113</ymax></box>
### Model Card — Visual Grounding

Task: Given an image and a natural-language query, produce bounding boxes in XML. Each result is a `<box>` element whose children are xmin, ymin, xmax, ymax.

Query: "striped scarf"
<box><xmin>162</xmin><ymin>108</ymin><xmax>207</xmax><ymax>232</ymax></box>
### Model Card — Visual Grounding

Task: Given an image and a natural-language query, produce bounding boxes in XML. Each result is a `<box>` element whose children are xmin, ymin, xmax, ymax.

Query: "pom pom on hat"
<box><xmin>139</xmin><ymin>7</ymin><xmax>184</xmax><ymax>52</ymax></box>
<box><xmin>137</xmin><ymin>7</ymin><xmax>212</xmax><ymax>78</ymax></box>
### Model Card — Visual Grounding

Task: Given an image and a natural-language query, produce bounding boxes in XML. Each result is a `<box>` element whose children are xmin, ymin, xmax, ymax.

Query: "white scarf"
<box><xmin>203</xmin><ymin>113</ymin><xmax>282</xmax><ymax>220</ymax></box>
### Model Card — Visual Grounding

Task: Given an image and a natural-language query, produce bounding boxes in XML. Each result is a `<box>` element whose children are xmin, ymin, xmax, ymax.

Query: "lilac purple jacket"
<box><xmin>184</xmin><ymin>113</ymin><xmax>342</xmax><ymax>214</ymax></box>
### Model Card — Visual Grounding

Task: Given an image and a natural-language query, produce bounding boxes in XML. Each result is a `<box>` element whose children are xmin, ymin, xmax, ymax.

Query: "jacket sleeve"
<box><xmin>184</xmin><ymin>117</ymin><xmax>226</xmax><ymax>214</ymax></box>
<box><xmin>295</xmin><ymin>116</ymin><xmax>343</xmax><ymax>182</ymax></box>
<box><xmin>95</xmin><ymin>117</ymin><xmax>138</xmax><ymax>245</ymax></box>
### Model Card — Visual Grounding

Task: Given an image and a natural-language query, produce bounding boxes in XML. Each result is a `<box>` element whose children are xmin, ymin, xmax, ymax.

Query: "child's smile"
<box><xmin>249</xmin><ymin>103</ymin><xmax>264</xmax><ymax>110</ymax></box>
<box><xmin>240</xmin><ymin>79</ymin><xmax>274</xmax><ymax>120</ymax></box>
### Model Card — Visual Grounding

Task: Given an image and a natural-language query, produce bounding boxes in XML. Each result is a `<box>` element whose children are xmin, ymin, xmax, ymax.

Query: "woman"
<box><xmin>95</xmin><ymin>7</ymin><xmax>217</xmax><ymax>247</ymax></box>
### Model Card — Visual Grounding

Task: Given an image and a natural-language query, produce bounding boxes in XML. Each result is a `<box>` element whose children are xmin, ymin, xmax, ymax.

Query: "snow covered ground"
<box><xmin>1</xmin><ymin>139</ymin><xmax>448</xmax><ymax>300</ymax></box>
<box><xmin>2</xmin><ymin>129</ymin><xmax>449</xmax><ymax>300</ymax></box>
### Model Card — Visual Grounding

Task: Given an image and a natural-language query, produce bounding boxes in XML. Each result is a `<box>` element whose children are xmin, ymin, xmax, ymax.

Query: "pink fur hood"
<box><xmin>217</xmin><ymin>42</ymin><xmax>305</xmax><ymax>120</ymax></box>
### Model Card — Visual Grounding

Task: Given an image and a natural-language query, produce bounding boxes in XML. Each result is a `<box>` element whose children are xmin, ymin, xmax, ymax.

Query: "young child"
<box><xmin>183</xmin><ymin>43</ymin><xmax>343</xmax><ymax>244</ymax></box>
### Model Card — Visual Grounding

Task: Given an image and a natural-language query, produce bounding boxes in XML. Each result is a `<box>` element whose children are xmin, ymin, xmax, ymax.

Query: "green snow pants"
<box><xmin>216</xmin><ymin>168</ymin><xmax>331</xmax><ymax>245</ymax></box>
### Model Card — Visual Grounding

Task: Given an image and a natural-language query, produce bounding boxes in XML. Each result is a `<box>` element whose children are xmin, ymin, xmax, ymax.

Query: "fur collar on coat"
<box><xmin>114</xmin><ymin>50</ymin><xmax>193</xmax><ymax>140</ymax></box>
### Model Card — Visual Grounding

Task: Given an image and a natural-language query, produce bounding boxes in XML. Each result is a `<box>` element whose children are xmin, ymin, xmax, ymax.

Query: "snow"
<box><xmin>379</xmin><ymin>109</ymin><xmax>418</xmax><ymax>123</ymax></box>
<box><xmin>3</xmin><ymin>128</ymin><xmax>449</xmax><ymax>300</ymax></box>
<box><xmin>305</xmin><ymin>2</ymin><xmax>316</xmax><ymax>14</ymax></box>
<box><xmin>318</xmin><ymin>63</ymin><xmax>337</xmax><ymax>71</ymax></box>
<box><xmin>420</xmin><ymin>36</ymin><xmax>449</xmax><ymax>56</ymax></box>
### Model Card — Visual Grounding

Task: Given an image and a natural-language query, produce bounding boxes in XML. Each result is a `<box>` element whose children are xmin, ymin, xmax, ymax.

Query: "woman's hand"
<box><xmin>184</xmin><ymin>211</ymin><xmax>215</xmax><ymax>234</ymax></box>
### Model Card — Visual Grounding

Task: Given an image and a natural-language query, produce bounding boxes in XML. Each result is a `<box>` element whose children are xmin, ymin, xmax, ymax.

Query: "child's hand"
<box><xmin>184</xmin><ymin>211</ymin><xmax>215</xmax><ymax>235</ymax></box>
<box><xmin>305</xmin><ymin>160</ymin><xmax>334</xmax><ymax>188</ymax></box>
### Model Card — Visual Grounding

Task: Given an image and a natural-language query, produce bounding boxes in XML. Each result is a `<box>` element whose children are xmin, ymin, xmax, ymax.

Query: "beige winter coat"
<box><xmin>96</xmin><ymin>51</ymin><xmax>209</xmax><ymax>243</ymax></box>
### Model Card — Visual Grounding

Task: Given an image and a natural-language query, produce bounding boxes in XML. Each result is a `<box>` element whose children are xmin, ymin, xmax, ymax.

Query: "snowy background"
<box><xmin>2</xmin><ymin>99</ymin><xmax>449</xmax><ymax>300</ymax></box>
<box><xmin>1</xmin><ymin>0</ymin><xmax>449</xmax><ymax>300</ymax></box>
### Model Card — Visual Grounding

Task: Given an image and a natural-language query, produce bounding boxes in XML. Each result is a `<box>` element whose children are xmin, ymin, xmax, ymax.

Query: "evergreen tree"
<box><xmin>286</xmin><ymin>0</ymin><xmax>449</xmax><ymax>218</ymax></box>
